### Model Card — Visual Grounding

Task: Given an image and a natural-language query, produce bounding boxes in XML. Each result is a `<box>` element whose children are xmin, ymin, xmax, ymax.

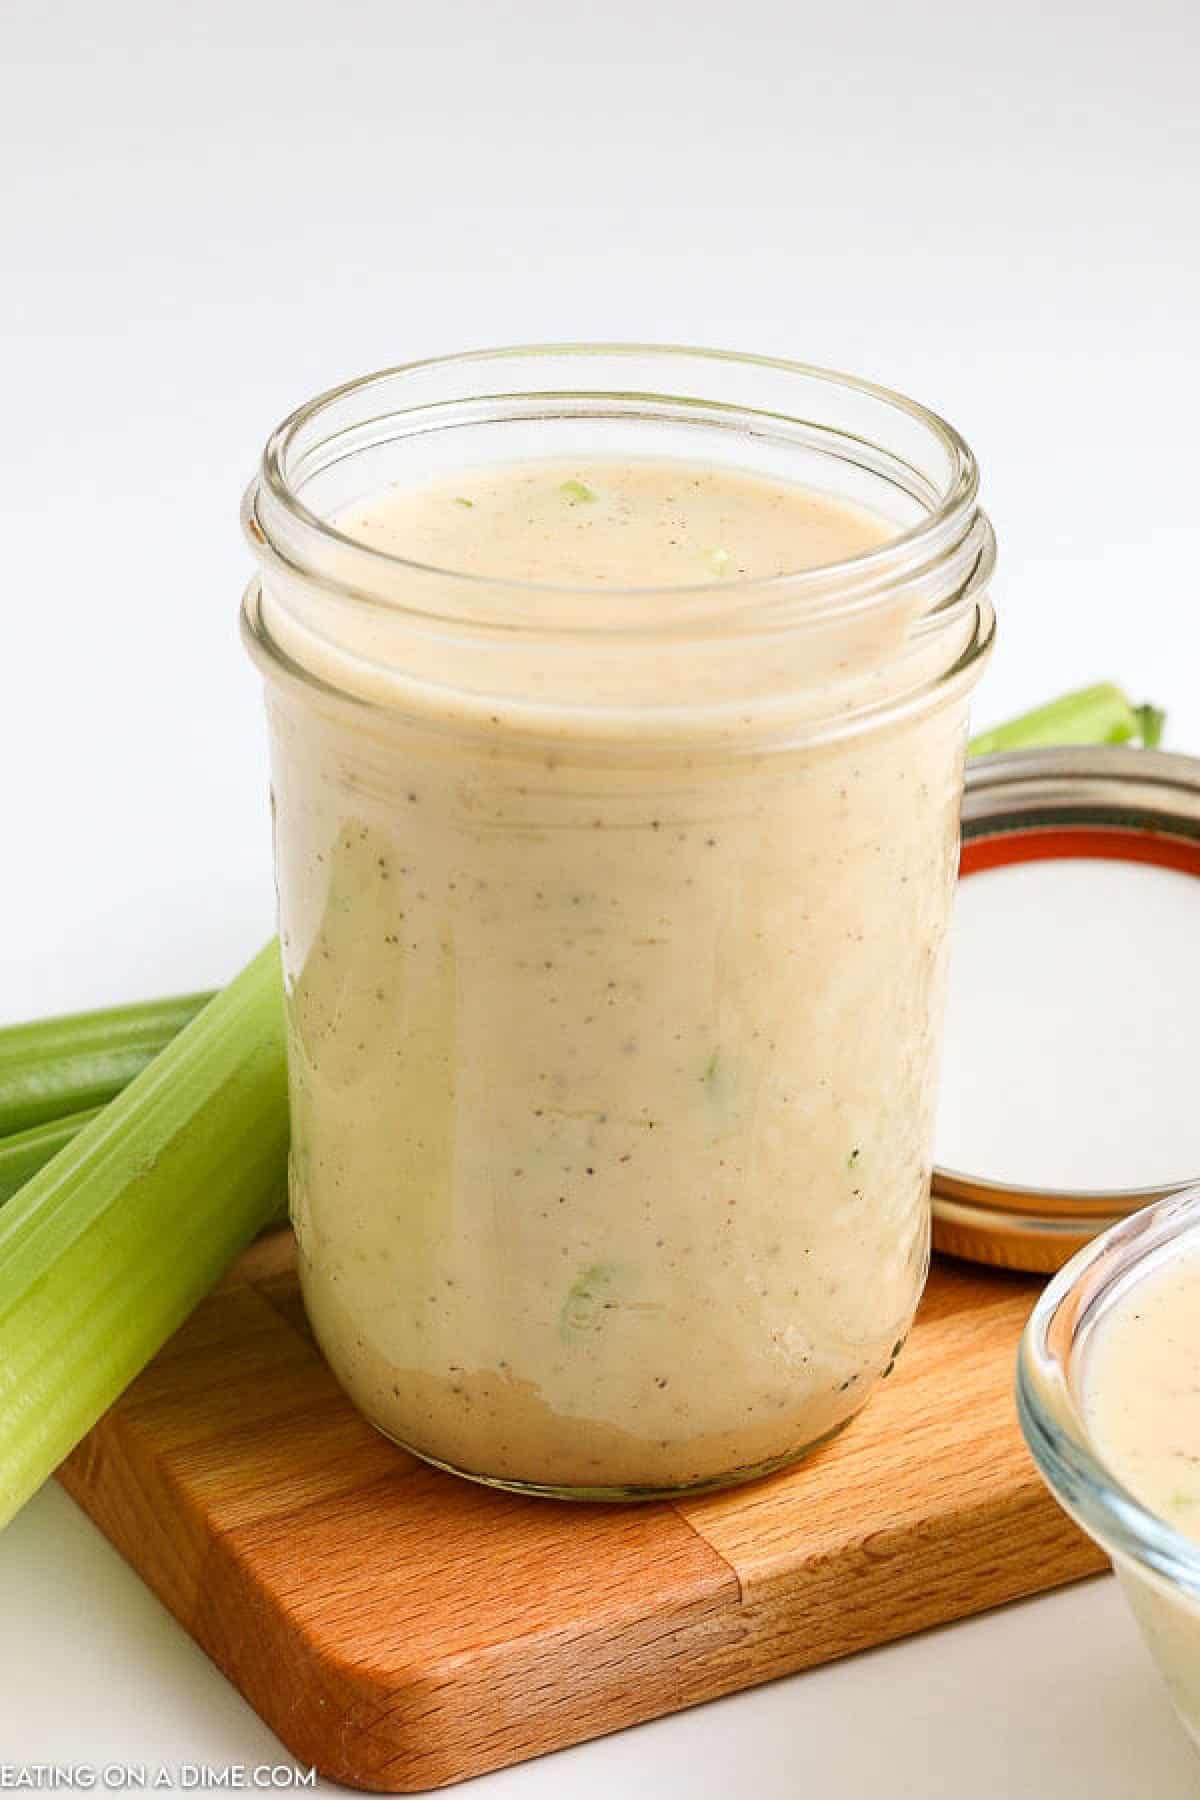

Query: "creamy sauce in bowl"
<box><xmin>1070</xmin><ymin>1240</ymin><xmax>1200</xmax><ymax>1750</ymax></box>
<box><xmin>1084</xmin><ymin>1253</ymin><xmax>1200</xmax><ymax>1540</ymax></box>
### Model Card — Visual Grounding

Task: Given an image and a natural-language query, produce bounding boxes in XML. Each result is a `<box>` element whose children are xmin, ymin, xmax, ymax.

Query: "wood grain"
<box><xmin>56</xmin><ymin>1233</ymin><xmax>1106</xmax><ymax>1791</ymax></box>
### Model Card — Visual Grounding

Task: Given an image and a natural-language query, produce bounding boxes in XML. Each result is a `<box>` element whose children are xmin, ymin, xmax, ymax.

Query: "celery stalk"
<box><xmin>0</xmin><ymin>1106</ymin><xmax>104</xmax><ymax>1206</ymax></box>
<box><xmin>968</xmin><ymin>682</ymin><xmax>1166</xmax><ymax>757</ymax></box>
<box><xmin>0</xmin><ymin>991</ymin><xmax>213</xmax><ymax>1137</ymax></box>
<box><xmin>0</xmin><ymin>942</ymin><xmax>287</xmax><ymax>1529</ymax></box>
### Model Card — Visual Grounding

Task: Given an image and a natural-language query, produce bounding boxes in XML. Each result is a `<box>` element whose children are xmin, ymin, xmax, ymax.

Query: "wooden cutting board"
<box><xmin>57</xmin><ymin>1230</ymin><xmax>1105</xmax><ymax>1791</ymax></box>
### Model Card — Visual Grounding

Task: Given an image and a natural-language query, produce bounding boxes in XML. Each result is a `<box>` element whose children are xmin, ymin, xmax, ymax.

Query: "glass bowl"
<box><xmin>1017</xmin><ymin>1184</ymin><xmax>1200</xmax><ymax>1751</ymax></box>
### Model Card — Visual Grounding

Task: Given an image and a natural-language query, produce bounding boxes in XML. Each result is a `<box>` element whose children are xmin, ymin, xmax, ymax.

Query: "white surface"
<box><xmin>937</xmin><ymin>858</ymin><xmax>1200</xmax><ymax>1190</ymax></box>
<box><xmin>3</xmin><ymin>0</ymin><xmax>1199</xmax><ymax>1791</ymax></box>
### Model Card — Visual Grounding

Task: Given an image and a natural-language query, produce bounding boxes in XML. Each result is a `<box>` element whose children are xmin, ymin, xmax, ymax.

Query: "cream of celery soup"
<box><xmin>1084</xmin><ymin>1254</ymin><xmax>1200</xmax><ymax>1542</ymax></box>
<box><xmin>1081</xmin><ymin>1246</ymin><xmax>1200</xmax><ymax>1745</ymax></box>
<box><xmin>258</xmin><ymin>455</ymin><xmax>972</xmax><ymax>1493</ymax></box>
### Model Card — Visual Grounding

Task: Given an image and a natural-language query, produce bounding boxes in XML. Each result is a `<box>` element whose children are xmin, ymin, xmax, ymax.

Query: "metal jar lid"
<box><xmin>931</xmin><ymin>746</ymin><xmax>1200</xmax><ymax>1273</ymax></box>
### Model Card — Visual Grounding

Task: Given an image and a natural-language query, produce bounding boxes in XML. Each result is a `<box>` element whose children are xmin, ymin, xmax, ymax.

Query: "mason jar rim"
<box><xmin>244</xmin><ymin>341</ymin><xmax>988</xmax><ymax>623</ymax></box>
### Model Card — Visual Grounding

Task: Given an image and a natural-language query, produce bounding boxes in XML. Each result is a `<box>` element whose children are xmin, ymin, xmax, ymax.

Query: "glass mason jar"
<box><xmin>241</xmin><ymin>345</ymin><xmax>996</xmax><ymax>1500</ymax></box>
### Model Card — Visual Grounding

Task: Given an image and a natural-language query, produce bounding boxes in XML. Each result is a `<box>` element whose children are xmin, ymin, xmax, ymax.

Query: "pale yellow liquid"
<box><xmin>269</xmin><ymin>459</ymin><xmax>966</xmax><ymax>1493</ymax></box>
<box><xmin>338</xmin><ymin>461</ymin><xmax>891</xmax><ymax>586</ymax></box>
<box><xmin>1082</xmin><ymin>1252</ymin><xmax>1200</xmax><ymax>1749</ymax></box>
<box><xmin>1084</xmin><ymin>1256</ymin><xmax>1200</xmax><ymax>1542</ymax></box>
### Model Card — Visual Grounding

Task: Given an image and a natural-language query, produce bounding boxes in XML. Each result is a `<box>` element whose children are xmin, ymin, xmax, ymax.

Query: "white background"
<box><xmin>2</xmin><ymin>0</ymin><xmax>1198</xmax><ymax>1792</ymax></box>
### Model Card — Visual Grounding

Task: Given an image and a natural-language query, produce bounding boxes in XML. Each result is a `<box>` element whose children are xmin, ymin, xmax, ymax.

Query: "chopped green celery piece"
<box><xmin>968</xmin><ymin>682</ymin><xmax>1167</xmax><ymax>757</ymax></box>
<box><xmin>453</xmin><ymin>495</ymin><xmax>474</xmax><ymax>508</ymax></box>
<box><xmin>0</xmin><ymin>941</ymin><xmax>287</xmax><ymax>1530</ymax></box>
<box><xmin>706</xmin><ymin>547</ymin><xmax>733</xmax><ymax>576</ymax></box>
<box><xmin>559</xmin><ymin>479</ymin><xmax>596</xmax><ymax>504</ymax></box>
<box><xmin>0</xmin><ymin>1106</ymin><xmax>104</xmax><ymax>1206</ymax></box>
<box><xmin>561</xmin><ymin>1263</ymin><xmax>617</xmax><ymax>1338</ymax></box>
<box><xmin>0</xmin><ymin>991</ymin><xmax>212</xmax><ymax>1136</ymax></box>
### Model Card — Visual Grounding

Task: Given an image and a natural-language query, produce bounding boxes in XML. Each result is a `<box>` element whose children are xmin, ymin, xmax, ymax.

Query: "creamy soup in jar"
<box><xmin>261</xmin><ymin>457</ymin><xmax>972</xmax><ymax>1494</ymax></box>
